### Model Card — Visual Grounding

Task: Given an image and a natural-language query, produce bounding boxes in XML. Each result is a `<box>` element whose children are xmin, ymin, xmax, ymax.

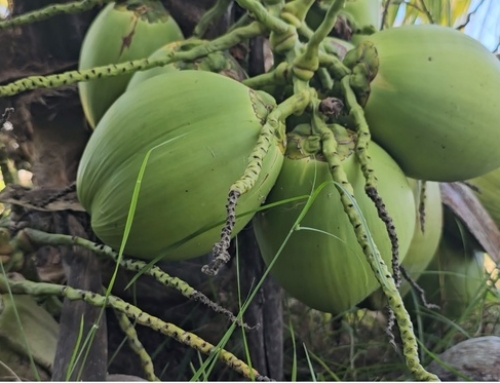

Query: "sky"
<box><xmin>464</xmin><ymin>0</ymin><xmax>500</xmax><ymax>52</ymax></box>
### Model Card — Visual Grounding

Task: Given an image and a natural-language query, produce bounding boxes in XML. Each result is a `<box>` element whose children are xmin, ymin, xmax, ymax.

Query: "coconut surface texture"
<box><xmin>78</xmin><ymin>1</ymin><xmax>183</xmax><ymax>129</ymax></box>
<box><xmin>360</xmin><ymin>24</ymin><xmax>500</xmax><ymax>181</ymax></box>
<box><xmin>77</xmin><ymin>70</ymin><xmax>284</xmax><ymax>261</ymax></box>
<box><xmin>253</xmin><ymin>139</ymin><xmax>416</xmax><ymax>314</ymax></box>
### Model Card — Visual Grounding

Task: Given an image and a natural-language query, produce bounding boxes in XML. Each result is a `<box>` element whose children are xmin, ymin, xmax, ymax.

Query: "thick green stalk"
<box><xmin>318</xmin><ymin>52</ymin><xmax>351</xmax><ymax>79</ymax></box>
<box><xmin>0</xmin><ymin>276</ymin><xmax>269</xmax><ymax>381</ymax></box>
<box><xmin>113</xmin><ymin>309</ymin><xmax>158</xmax><ymax>381</ymax></box>
<box><xmin>229</xmin><ymin>91</ymin><xmax>310</xmax><ymax>194</ymax></box>
<box><xmin>339</xmin><ymin>76</ymin><xmax>375</xmax><ymax>188</ymax></box>
<box><xmin>418</xmin><ymin>181</ymin><xmax>427</xmax><ymax>233</ymax></box>
<box><xmin>0</xmin><ymin>0</ymin><xmax>113</xmax><ymax>31</ymax></box>
<box><xmin>293</xmin><ymin>0</ymin><xmax>345</xmax><ymax>80</ymax></box>
<box><xmin>236</xmin><ymin>0</ymin><xmax>291</xmax><ymax>34</ymax></box>
<box><xmin>193</xmin><ymin>0</ymin><xmax>233</xmax><ymax>38</ymax></box>
<box><xmin>281</xmin><ymin>0</ymin><xmax>315</xmax><ymax>23</ymax></box>
<box><xmin>0</xmin><ymin>22</ymin><xmax>265</xmax><ymax>98</ymax></box>
<box><xmin>310</xmin><ymin>111</ymin><xmax>438</xmax><ymax>381</ymax></box>
<box><xmin>242</xmin><ymin>62</ymin><xmax>290</xmax><ymax>89</ymax></box>
<box><xmin>15</xmin><ymin>228</ymin><xmax>248</xmax><ymax>329</ymax></box>
<box><xmin>316</xmin><ymin>68</ymin><xmax>334</xmax><ymax>91</ymax></box>
<box><xmin>202</xmin><ymin>90</ymin><xmax>312</xmax><ymax>276</ymax></box>
<box><xmin>340</xmin><ymin>75</ymin><xmax>401</xmax><ymax>287</ymax></box>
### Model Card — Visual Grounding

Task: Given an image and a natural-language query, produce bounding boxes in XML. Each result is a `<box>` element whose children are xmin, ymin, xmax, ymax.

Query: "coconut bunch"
<box><xmin>73</xmin><ymin>0</ymin><xmax>498</xmax><ymax>313</ymax></box>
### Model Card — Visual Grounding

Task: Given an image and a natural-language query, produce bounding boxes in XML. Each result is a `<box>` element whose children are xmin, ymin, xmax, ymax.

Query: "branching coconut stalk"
<box><xmin>340</xmin><ymin>75</ymin><xmax>402</xmax><ymax>287</ymax></box>
<box><xmin>318</xmin><ymin>53</ymin><xmax>351</xmax><ymax>79</ymax></box>
<box><xmin>113</xmin><ymin>308</ymin><xmax>159</xmax><ymax>382</ymax></box>
<box><xmin>418</xmin><ymin>181</ymin><xmax>427</xmax><ymax>233</ymax></box>
<box><xmin>400</xmin><ymin>266</ymin><xmax>440</xmax><ymax>310</ymax></box>
<box><xmin>293</xmin><ymin>0</ymin><xmax>344</xmax><ymax>81</ymax></box>
<box><xmin>0</xmin><ymin>22</ymin><xmax>265</xmax><ymax>98</ymax></box>
<box><xmin>384</xmin><ymin>305</ymin><xmax>398</xmax><ymax>350</ymax></box>
<box><xmin>202</xmin><ymin>90</ymin><xmax>311</xmax><ymax>276</ymax></box>
<box><xmin>0</xmin><ymin>0</ymin><xmax>114</xmax><ymax>31</ymax></box>
<box><xmin>236</xmin><ymin>0</ymin><xmax>291</xmax><ymax>35</ymax></box>
<box><xmin>310</xmin><ymin>110</ymin><xmax>439</xmax><ymax>382</ymax></box>
<box><xmin>193</xmin><ymin>0</ymin><xmax>234</xmax><ymax>38</ymax></box>
<box><xmin>36</xmin><ymin>182</ymin><xmax>77</xmax><ymax>209</ymax></box>
<box><xmin>0</xmin><ymin>275</ymin><xmax>270</xmax><ymax>382</ymax></box>
<box><xmin>13</xmin><ymin>228</ymin><xmax>251</xmax><ymax>329</ymax></box>
<box><xmin>242</xmin><ymin>62</ymin><xmax>290</xmax><ymax>89</ymax></box>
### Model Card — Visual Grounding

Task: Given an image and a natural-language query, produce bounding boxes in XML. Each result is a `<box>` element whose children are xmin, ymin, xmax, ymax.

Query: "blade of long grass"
<box><xmin>288</xmin><ymin>317</ymin><xmax>298</xmax><ymax>382</ymax></box>
<box><xmin>308</xmin><ymin>349</ymin><xmax>341</xmax><ymax>382</ymax></box>
<box><xmin>189</xmin><ymin>172</ymin><xmax>331</xmax><ymax>381</ymax></box>
<box><xmin>72</xmin><ymin>133</ymin><xmax>188</xmax><ymax>379</ymax></box>
<box><xmin>302</xmin><ymin>343</ymin><xmax>317</xmax><ymax>382</ymax></box>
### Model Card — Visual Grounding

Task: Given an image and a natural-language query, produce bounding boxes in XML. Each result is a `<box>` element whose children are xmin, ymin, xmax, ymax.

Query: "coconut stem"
<box><xmin>14</xmin><ymin>228</ymin><xmax>251</xmax><ymax>330</ymax></box>
<box><xmin>0</xmin><ymin>22</ymin><xmax>265</xmax><ymax>98</ymax></box>
<box><xmin>340</xmin><ymin>75</ymin><xmax>401</xmax><ymax>287</ymax></box>
<box><xmin>204</xmin><ymin>90</ymin><xmax>311</xmax><ymax>276</ymax></box>
<box><xmin>242</xmin><ymin>62</ymin><xmax>290</xmax><ymax>89</ymax></box>
<box><xmin>113</xmin><ymin>308</ymin><xmax>159</xmax><ymax>381</ymax></box>
<box><xmin>400</xmin><ymin>265</ymin><xmax>439</xmax><ymax>310</ymax></box>
<box><xmin>311</xmin><ymin>113</ymin><xmax>439</xmax><ymax>381</ymax></box>
<box><xmin>193</xmin><ymin>0</ymin><xmax>233</xmax><ymax>38</ymax></box>
<box><xmin>0</xmin><ymin>0</ymin><xmax>114</xmax><ymax>31</ymax></box>
<box><xmin>236</xmin><ymin>0</ymin><xmax>291</xmax><ymax>34</ymax></box>
<box><xmin>293</xmin><ymin>0</ymin><xmax>345</xmax><ymax>81</ymax></box>
<box><xmin>418</xmin><ymin>181</ymin><xmax>427</xmax><ymax>233</ymax></box>
<box><xmin>0</xmin><ymin>275</ymin><xmax>270</xmax><ymax>382</ymax></box>
<box><xmin>384</xmin><ymin>305</ymin><xmax>398</xmax><ymax>350</ymax></box>
<box><xmin>37</xmin><ymin>182</ymin><xmax>77</xmax><ymax>209</ymax></box>
<box><xmin>318</xmin><ymin>53</ymin><xmax>351</xmax><ymax>79</ymax></box>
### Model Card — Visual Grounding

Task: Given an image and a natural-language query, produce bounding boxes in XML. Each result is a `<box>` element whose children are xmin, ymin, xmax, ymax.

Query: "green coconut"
<box><xmin>253</xmin><ymin>124</ymin><xmax>416</xmax><ymax>314</ymax></box>
<box><xmin>77</xmin><ymin>70</ymin><xmax>285</xmax><ymax>261</ymax></box>
<box><xmin>127</xmin><ymin>39</ymin><xmax>247</xmax><ymax>91</ymax></box>
<box><xmin>78</xmin><ymin>0</ymin><xmax>184</xmax><ymax>129</ymax></box>
<box><xmin>408</xmin><ymin>207</ymin><xmax>487</xmax><ymax>319</ymax></box>
<box><xmin>360</xmin><ymin>180</ymin><xmax>443</xmax><ymax>310</ymax></box>
<box><xmin>345</xmin><ymin>25</ymin><xmax>500</xmax><ymax>181</ymax></box>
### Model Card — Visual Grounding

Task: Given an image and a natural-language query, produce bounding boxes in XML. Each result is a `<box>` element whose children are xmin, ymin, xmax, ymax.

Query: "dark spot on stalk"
<box><xmin>428</xmin><ymin>57</ymin><xmax>432</xmax><ymax>61</ymax></box>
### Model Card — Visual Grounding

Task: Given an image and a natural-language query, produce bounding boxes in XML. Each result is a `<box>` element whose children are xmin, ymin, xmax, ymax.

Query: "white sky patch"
<box><xmin>0</xmin><ymin>5</ymin><xmax>8</xmax><ymax>18</ymax></box>
<box><xmin>464</xmin><ymin>0</ymin><xmax>500</xmax><ymax>52</ymax></box>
